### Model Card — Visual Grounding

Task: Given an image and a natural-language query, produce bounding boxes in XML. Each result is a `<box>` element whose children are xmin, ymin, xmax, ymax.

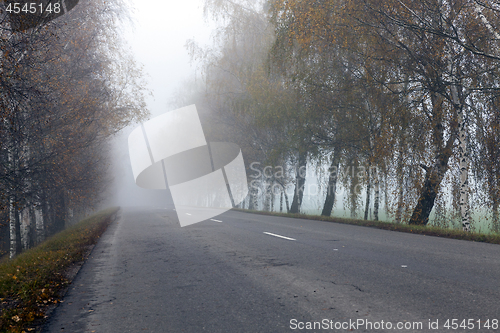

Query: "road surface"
<box><xmin>42</xmin><ymin>207</ymin><xmax>500</xmax><ymax>332</ymax></box>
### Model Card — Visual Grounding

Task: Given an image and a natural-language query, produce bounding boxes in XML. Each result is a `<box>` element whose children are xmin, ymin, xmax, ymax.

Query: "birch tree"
<box><xmin>0</xmin><ymin>0</ymin><xmax>149</xmax><ymax>257</ymax></box>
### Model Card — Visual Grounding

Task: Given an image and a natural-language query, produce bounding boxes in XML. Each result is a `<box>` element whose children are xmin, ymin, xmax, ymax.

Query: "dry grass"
<box><xmin>0</xmin><ymin>207</ymin><xmax>119</xmax><ymax>333</ymax></box>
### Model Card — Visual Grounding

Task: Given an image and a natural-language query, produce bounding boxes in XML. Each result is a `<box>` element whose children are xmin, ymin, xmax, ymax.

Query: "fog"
<box><xmin>104</xmin><ymin>0</ymin><xmax>213</xmax><ymax>208</ymax></box>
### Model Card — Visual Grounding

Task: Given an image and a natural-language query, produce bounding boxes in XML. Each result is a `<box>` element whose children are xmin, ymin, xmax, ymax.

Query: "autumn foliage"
<box><xmin>185</xmin><ymin>0</ymin><xmax>500</xmax><ymax>232</ymax></box>
<box><xmin>0</xmin><ymin>0</ymin><xmax>149</xmax><ymax>257</ymax></box>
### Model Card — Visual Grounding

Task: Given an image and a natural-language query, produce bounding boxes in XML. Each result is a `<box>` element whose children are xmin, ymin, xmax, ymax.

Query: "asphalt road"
<box><xmin>43</xmin><ymin>207</ymin><xmax>500</xmax><ymax>332</ymax></box>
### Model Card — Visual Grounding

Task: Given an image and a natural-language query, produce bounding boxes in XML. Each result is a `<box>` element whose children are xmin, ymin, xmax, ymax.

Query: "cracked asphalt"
<box><xmin>42</xmin><ymin>207</ymin><xmax>500</xmax><ymax>332</ymax></box>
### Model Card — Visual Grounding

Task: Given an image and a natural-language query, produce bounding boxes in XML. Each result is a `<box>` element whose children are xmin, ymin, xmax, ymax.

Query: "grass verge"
<box><xmin>233</xmin><ymin>208</ymin><xmax>500</xmax><ymax>245</ymax></box>
<box><xmin>0</xmin><ymin>207</ymin><xmax>119</xmax><ymax>333</ymax></box>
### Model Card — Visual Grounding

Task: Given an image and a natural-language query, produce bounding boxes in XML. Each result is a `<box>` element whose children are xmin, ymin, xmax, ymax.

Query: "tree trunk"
<box><xmin>395</xmin><ymin>189</ymin><xmax>404</xmax><ymax>223</ymax></box>
<box><xmin>409</xmin><ymin>88</ymin><xmax>457</xmax><ymax>226</ymax></box>
<box><xmin>321</xmin><ymin>151</ymin><xmax>340</xmax><ymax>216</ymax></box>
<box><xmin>492</xmin><ymin>199</ymin><xmax>499</xmax><ymax>233</ymax></box>
<box><xmin>349</xmin><ymin>166</ymin><xmax>359</xmax><ymax>218</ymax></box>
<box><xmin>51</xmin><ymin>191</ymin><xmax>66</xmax><ymax>234</ymax></box>
<box><xmin>284</xmin><ymin>191</ymin><xmax>290</xmax><ymax>213</ymax></box>
<box><xmin>248</xmin><ymin>184</ymin><xmax>258</xmax><ymax>210</ymax></box>
<box><xmin>395</xmin><ymin>146</ymin><xmax>404</xmax><ymax>223</ymax></box>
<box><xmin>43</xmin><ymin>201</ymin><xmax>55</xmax><ymax>237</ymax></box>
<box><xmin>409</xmin><ymin>155</ymin><xmax>451</xmax><ymax>225</ymax></box>
<box><xmin>383</xmin><ymin>172</ymin><xmax>389</xmax><ymax>218</ymax></box>
<box><xmin>290</xmin><ymin>150</ymin><xmax>307</xmax><ymax>214</ymax></box>
<box><xmin>20</xmin><ymin>208</ymin><xmax>30</xmax><ymax>251</ymax></box>
<box><xmin>8</xmin><ymin>143</ymin><xmax>22</xmax><ymax>258</ymax></box>
<box><xmin>35</xmin><ymin>206</ymin><xmax>45</xmax><ymax>244</ymax></box>
<box><xmin>270</xmin><ymin>183</ymin><xmax>275</xmax><ymax>212</ymax></box>
<box><xmin>9</xmin><ymin>196</ymin><xmax>19</xmax><ymax>259</ymax></box>
<box><xmin>447</xmin><ymin>49</ymin><xmax>470</xmax><ymax>231</ymax></box>
<box><xmin>364</xmin><ymin>164</ymin><xmax>372</xmax><ymax>220</ymax></box>
<box><xmin>9</xmin><ymin>197</ymin><xmax>21</xmax><ymax>259</ymax></box>
<box><xmin>457</xmin><ymin>110</ymin><xmax>470</xmax><ymax>231</ymax></box>
<box><xmin>280</xmin><ymin>191</ymin><xmax>283</xmax><ymax>212</ymax></box>
<box><xmin>42</xmin><ymin>200</ymin><xmax>51</xmax><ymax>240</ymax></box>
<box><xmin>263</xmin><ymin>180</ymin><xmax>271</xmax><ymax>211</ymax></box>
<box><xmin>373</xmin><ymin>167</ymin><xmax>380</xmax><ymax>221</ymax></box>
<box><xmin>28</xmin><ymin>205</ymin><xmax>36</xmax><ymax>249</ymax></box>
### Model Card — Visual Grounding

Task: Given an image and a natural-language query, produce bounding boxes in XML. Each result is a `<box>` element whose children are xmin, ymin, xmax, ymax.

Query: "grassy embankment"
<box><xmin>0</xmin><ymin>207</ymin><xmax>119</xmax><ymax>333</ymax></box>
<box><xmin>234</xmin><ymin>209</ymin><xmax>500</xmax><ymax>245</ymax></box>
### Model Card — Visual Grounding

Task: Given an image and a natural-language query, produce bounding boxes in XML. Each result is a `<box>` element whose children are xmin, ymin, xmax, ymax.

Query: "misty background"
<box><xmin>105</xmin><ymin>0</ymin><xmax>213</xmax><ymax>209</ymax></box>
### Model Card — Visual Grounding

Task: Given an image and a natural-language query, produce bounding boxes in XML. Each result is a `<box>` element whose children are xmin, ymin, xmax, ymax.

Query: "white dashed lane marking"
<box><xmin>263</xmin><ymin>232</ymin><xmax>296</xmax><ymax>241</ymax></box>
<box><xmin>210</xmin><ymin>219</ymin><xmax>222</xmax><ymax>222</ymax></box>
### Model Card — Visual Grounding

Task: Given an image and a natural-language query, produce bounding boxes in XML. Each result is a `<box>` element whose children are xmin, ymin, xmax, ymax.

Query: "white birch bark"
<box><xmin>263</xmin><ymin>180</ymin><xmax>271</xmax><ymax>212</ymax></box>
<box><xmin>280</xmin><ymin>191</ymin><xmax>283</xmax><ymax>212</ymax></box>
<box><xmin>8</xmin><ymin>147</ymin><xmax>19</xmax><ymax>258</ymax></box>
<box><xmin>350</xmin><ymin>173</ymin><xmax>358</xmax><ymax>219</ymax></box>
<box><xmin>20</xmin><ymin>208</ymin><xmax>28</xmax><ymax>250</ymax></box>
<box><xmin>457</xmin><ymin>108</ymin><xmax>470</xmax><ymax>232</ymax></box>
<box><xmin>248</xmin><ymin>183</ymin><xmax>258</xmax><ymax>210</ymax></box>
<box><xmin>471</xmin><ymin>0</ymin><xmax>500</xmax><ymax>231</ymax></box>
<box><xmin>35</xmin><ymin>206</ymin><xmax>45</xmax><ymax>244</ymax></box>
<box><xmin>396</xmin><ymin>76</ymin><xmax>410</xmax><ymax>223</ymax></box>
<box><xmin>450</xmin><ymin>84</ymin><xmax>470</xmax><ymax>232</ymax></box>
<box><xmin>363</xmin><ymin>165</ymin><xmax>371</xmax><ymax>220</ymax></box>
<box><xmin>395</xmin><ymin>172</ymin><xmax>404</xmax><ymax>223</ymax></box>
<box><xmin>284</xmin><ymin>190</ymin><xmax>290</xmax><ymax>213</ymax></box>
<box><xmin>373</xmin><ymin>167</ymin><xmax>380</xmax><ymax>221</ymax></box>
<box><xmin>442</xmin><ymin>0</ymin><xmax>470</xmax><ymax>231</ymax></box>
<box><xmin>9</xmin><ymin>196</ymin><xmax>17</xmax><ymax>259</ymax></box>
<box><xmin>270</xmin><ymin>182</ymin><xmax>275</xmax><ymax>212</ymax></box>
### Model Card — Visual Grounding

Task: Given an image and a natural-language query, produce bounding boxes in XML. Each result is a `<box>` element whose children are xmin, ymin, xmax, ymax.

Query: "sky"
<box><xmin>123</xmin><ymin>0</ymin><xmax>212</xmax><ymax>117</ymax></box>
<box><xmin>106</xmin><ymin>0</ymin><xmax>215</xmax><ymax>208</ymax></box>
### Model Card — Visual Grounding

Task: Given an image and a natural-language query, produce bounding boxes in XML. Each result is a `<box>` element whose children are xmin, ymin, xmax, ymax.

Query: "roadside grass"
<box><xmin>233</xmin><ymin>209</ymin><xmax>500</xmax><ymax>245</ymax></box>
<box><xmin>0</xmin><ymin>207</ymin><xmax>119</xmax><ymax>333</ymax></box>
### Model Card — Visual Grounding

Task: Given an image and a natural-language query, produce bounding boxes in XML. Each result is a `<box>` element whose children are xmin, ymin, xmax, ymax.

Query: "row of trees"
<box><xmin>179</xmin><ymin>0</ymin><xmax>500</xmax><ymax>233</ymax></box>
<box><xmin>0</xmin><ymin>0</ymin><xmax>149</xmax><ymax>257</ymax></box>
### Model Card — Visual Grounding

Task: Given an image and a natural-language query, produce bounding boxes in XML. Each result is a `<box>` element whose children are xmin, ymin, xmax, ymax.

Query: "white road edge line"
<box><xmin>210</xmin><ymin>219</ymin><xmax>222</xmax><ymax>222</ymax></box>
<box><xmin>263</xmin><ymin>232</ymin><xmax>296</xmax><ymax>241</ymax></box>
